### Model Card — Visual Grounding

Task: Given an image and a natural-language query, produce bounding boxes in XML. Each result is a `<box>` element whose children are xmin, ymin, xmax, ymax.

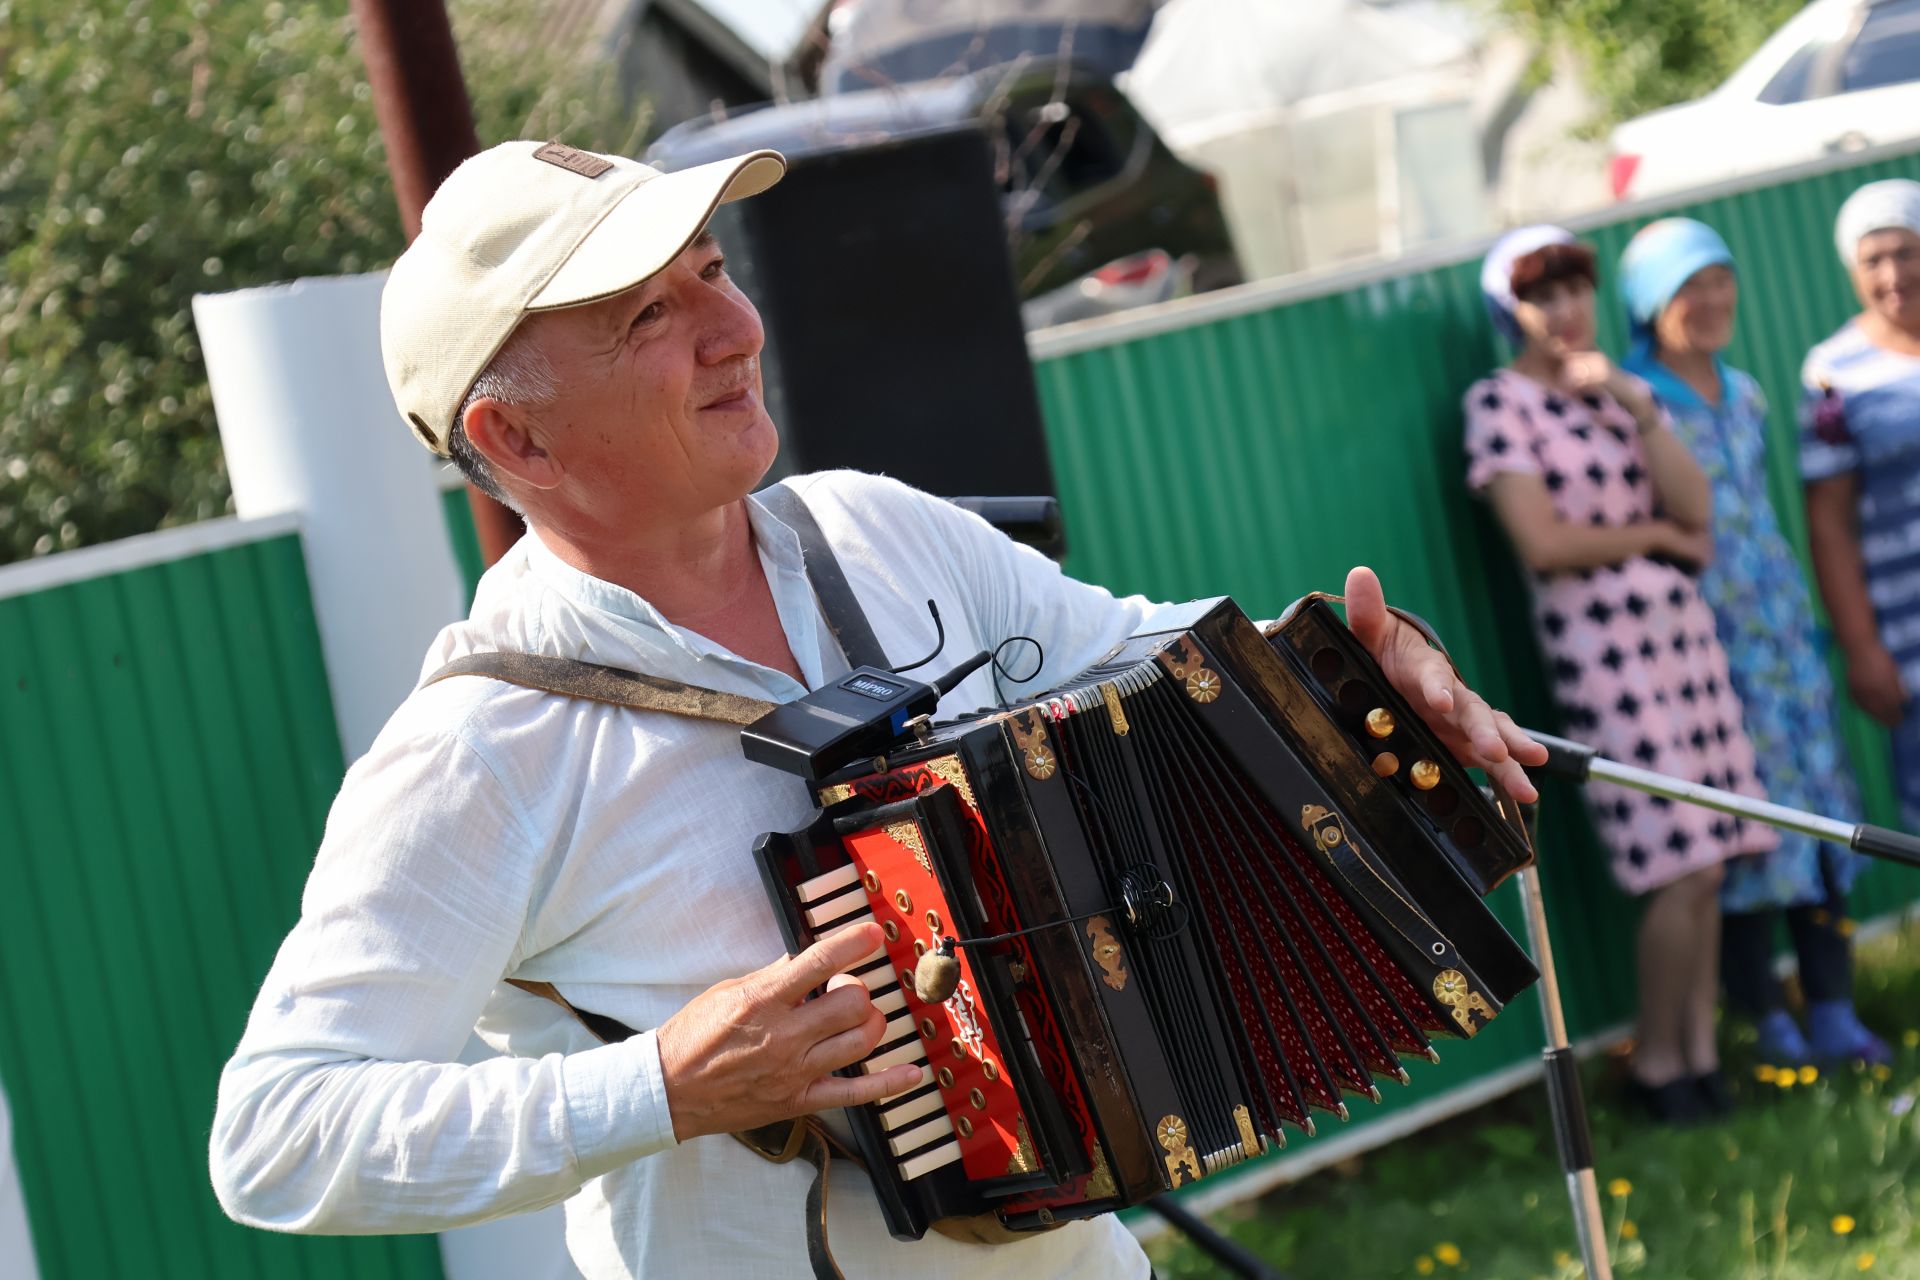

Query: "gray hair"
<box><xmin>447</xmin><ymin>327</ymin><xmax>559</xmax><ymax>510</ymax></box>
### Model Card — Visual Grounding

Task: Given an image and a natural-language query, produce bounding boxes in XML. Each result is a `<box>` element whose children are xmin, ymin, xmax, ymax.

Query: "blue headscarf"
<box><xmin>1618</xmin><ymin>217</ymin><xmax>1735</xmax><ymax>345</ymax></box>
<box><xmin>1480</xmin><ymin>224</ymin><xmax>1577</xmax><ymax>343</ymax></box>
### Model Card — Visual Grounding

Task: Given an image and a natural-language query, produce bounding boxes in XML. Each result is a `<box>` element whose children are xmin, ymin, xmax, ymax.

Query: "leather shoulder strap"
<box><xmin>759</xmin><ymin>481</ymin><xmax>891</xmax><ymax>671</ymax></box>
<box><xmin>423</xmin><ymin>652</ymin><xmax>775</xmax><ymax>726</ymax></box>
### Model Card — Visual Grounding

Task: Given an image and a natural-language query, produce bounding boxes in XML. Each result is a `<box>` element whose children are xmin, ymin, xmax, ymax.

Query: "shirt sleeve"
<box><xmin>1798</xmin><ymin>353</ymin><xmax>1861</xmax><ymax>482</ymax></box>
<box><xmin>209</xmin><ymin>713</ymin><xmax>677</xmax><ymax>1234</ymax></box>
<box><xmin>1462</xmin><ymin>376</ymin><xmax>1541</xmax><ymax>493</ymax></box>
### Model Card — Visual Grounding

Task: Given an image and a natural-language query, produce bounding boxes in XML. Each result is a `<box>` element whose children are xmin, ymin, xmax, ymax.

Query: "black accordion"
<box><xmin>754</xmin><ymin>596</ymin><xmax>1537</xmax><ymax>1238</ymax></box>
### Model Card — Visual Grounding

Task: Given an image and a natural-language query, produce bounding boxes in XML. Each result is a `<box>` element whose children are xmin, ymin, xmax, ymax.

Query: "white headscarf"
<box><xmin>1834</xmin><ymin>178</ymin><xmax>1920</xmax><ymax>264</ymax></box>
<box><xmin>1480</xmin><ymin>224</ymin><xmax>1578</xmax><ymax>342</ymax></box>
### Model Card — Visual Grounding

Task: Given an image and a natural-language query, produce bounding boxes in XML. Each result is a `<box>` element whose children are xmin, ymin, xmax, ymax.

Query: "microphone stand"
<box><xmin>1514</xmin><ymin>728</ymin><xmax>1920</xmax><ymax>1280</ymax></box>
<box><xmin>1508</xmin><ymin>821</ymin><xmax>1612</xmax><ymax>1280</ymax></box>
<box><xmin>1523</xmin><ymin>729</ymin><xmax>1920</xmax><ymax>868</ymax></box>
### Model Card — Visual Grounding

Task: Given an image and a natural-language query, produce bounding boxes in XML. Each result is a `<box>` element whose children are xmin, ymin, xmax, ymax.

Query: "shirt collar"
<box><xmin>1625</xmin><ymin>340</ymin><xmax>1729</xmax><ymax>412</ymax></box>
<box><xmin>519</xmin><ymin>490</ymin><xmax>824</xmax><ymax>697</ymax></box>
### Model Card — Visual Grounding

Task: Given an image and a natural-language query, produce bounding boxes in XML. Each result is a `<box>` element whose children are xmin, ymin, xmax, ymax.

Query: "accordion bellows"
<box><xmin>756</xmin><ymin>597</ymin><xmax>1538</xmax><ymax>1239</ymax></box>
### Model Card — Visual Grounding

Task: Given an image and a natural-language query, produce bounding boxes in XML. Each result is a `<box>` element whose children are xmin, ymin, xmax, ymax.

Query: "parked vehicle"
<box><xmin>1019</xmin><ymin>248</ymin><xmax>1189</xmax><ymax>328</ymax></box>
<box><xmin>1610</xmin><ymin>0</ymin><xmax>1920</xmax><ymax>202</ymax></box>
<box><xmin>648</xmin><ymin>61</ymin><xmax>1241</xmax><ymax>305</ymax></box>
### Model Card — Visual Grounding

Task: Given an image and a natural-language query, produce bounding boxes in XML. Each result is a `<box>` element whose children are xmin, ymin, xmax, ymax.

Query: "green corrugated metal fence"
<box><xmin>0</xmin><ymin>526</ymin><xmax>442</xmax><ymax>1279</ymax></box>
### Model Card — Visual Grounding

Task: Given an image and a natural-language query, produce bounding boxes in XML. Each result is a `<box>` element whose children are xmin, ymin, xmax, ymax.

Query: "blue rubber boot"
<box><xmin>1755</xmin><ymin>1008</ymin><xmax>1812</xmax><ymax>1066</ymax></box>
<box><xmin>1806</xmin><ymin>999</ymin><xmax>1892</xmax><ymax>1066</ymax></box>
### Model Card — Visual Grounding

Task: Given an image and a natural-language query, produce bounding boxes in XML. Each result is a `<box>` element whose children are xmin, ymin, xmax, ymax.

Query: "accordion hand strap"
<box><xmin>505</xmin><ymin>978</ymin><xmax>857</xmax><ymax>1280</ymax></box>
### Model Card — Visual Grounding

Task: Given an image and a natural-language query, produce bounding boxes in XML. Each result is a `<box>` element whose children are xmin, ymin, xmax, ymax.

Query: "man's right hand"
<box><xmin>655</xmin><ymin>922</ymin><xmax>925</xmax><ymax>1142</ymax></box>
<box><xmin>1846</xmin><ymin>642</ymin><xmax>1910</xmax><ymax>728</ymax></box>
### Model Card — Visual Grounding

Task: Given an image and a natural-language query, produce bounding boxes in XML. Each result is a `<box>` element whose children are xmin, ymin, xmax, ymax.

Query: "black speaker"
<box><xmin>687</xmin><ymin>124</ymin><xmax>1057</xmax><ymax>499</ymax></box>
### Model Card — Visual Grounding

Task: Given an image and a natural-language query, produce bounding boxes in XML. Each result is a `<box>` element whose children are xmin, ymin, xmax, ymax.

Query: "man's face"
<box><xmin>505</xmin><ymin>231</ymin><xmax>777</xmax><ymax>527</ymax></box>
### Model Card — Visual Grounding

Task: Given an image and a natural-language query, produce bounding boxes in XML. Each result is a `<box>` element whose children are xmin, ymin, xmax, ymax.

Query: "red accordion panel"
<box><xmin>830</xmin><ymin>759</ymin><xmax>1111</xmax><ymax>1209</ymax></box>
<box><xmin>842</xmin><ymin>822</ymin><xmax>1032</xmax><ymax>1181</ymax></box>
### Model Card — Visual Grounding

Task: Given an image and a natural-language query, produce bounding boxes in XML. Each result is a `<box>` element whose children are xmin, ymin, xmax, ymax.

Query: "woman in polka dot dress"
<box><xmin>1464</xmin><ymin>226</ymin><xmax>1776</xmax><ymax>1123</ymax></box>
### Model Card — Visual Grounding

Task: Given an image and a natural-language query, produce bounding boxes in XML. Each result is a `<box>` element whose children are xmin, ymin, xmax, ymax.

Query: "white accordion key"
<box><xmin>794</xmin><ymin>863</ymin><xmax>861</xmax><ymax>903</ymax></box>
<box><xmin>856</xmin><ymin>965</ymin><xmax>894</xmax><ymax>992</ymax></box>
<box><xmin>886</xmin><ymin>1112</ymin><xmax>957</xmax><ymax>1158</ymax></box>
<box><xmin>862</xmin><ymin>1039</ymin><xmax>928</xmax><ymax>1074</ymax></box>
<box><xmin>870</xmin><ymin>987</ymin><xmax>907</xmax><ymax>1016</ymax></box>
<box><xmin>803</xmin><ymin>886</ymin><xmax>869</xmax><ymax>928</ymax></box>
<box><xmin>877</xmin><ymin>1014</ymin><xmax>914</xmax><ymax>1047</ymax></box>
<box><xmin>897</xmin><ymin>1140</ymin><xmax>965</xmax><ymax>1181</ymax></box>
<box><xmin>880</xmin><ymin>1087</ymin><xmax>944</xmax><ymax>1130</ymax></box>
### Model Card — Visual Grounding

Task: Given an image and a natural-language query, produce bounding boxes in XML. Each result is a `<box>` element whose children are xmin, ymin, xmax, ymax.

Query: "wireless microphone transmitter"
<box><xmin>740</xmin><ymin>651</ymin><xmax>993</xmax><ymax>784</ymax></box>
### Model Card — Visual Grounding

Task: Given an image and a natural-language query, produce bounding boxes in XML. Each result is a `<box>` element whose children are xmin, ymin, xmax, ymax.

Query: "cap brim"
<box><xmin>528</xmin><ymin>150</ymin><xmax>785</xmax><ymax>310</ymax></box>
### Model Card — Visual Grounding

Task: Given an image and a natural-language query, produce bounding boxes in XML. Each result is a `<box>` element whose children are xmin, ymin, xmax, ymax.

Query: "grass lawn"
<box><xmin>1147</xmin><ymin>919</ymin><xmax>1920</xmax><ymax>1279</ymax></box>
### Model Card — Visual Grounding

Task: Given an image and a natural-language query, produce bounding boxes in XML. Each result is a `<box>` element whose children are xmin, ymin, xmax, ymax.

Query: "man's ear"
<box><xmin>462</xmin><ymin>398</ymin><xmax>563</xmax><ymax>491</ymax></box>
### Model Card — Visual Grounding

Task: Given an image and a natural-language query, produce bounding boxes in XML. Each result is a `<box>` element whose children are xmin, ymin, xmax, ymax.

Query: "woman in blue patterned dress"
<box><xmin>1803</xmin><ymin>181</ymin><xmax>1920</xmax><ymax>811</ymax></box>
<box><xmin>1620</xmin><ymin>217</ymin><xmax>1886</xmax><ymax>1066</ymax></box>
<box><xmin>1803</xmin><ymin>178</ymin><xmax>1920</xmax><ymax>880</ymax></box>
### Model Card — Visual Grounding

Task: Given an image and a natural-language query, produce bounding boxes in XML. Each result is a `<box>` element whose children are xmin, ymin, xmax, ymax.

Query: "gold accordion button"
<box><xmin>881</xmin><ymin>920</ymin><xmax>899</xmax><ymax>942</ymax></box>
<box><xmin>937</xmin><ymin>1067</ymin><xmax>955</xmax><ymax>1089</ymax></box>
<box><xmin>894</xmin><ymin>889</ymin><xmax>912</xmax><ymax>913</ymax></box>
<box><xmin>969</xmin><ymin>1088</ymin><xmax>986</xmax><ymax>1111</ymax></box>
<box><xmin>912</xmin><ymin>938</ymin><xmax>928</xmax><ymax>958</ymax></box>
<box><xmin>925</xmin><ymin>909</ymin><xmax>942</xmax><ymax>932</ymax></box>
<box><xmin>1365</xmin><ymin>708</ymin><xmax>1396</xmax><ymax>739</ymax></box>
<box><xmin>862</xmin><ymin>869</ymin><xmax>880</xmax><ymax>893</ymax></box>
<box><xmin>957</xmin><ymin>1116</ymin><xmax>974</xmax><ymax>1139</ymax></box>
<box><xmin>982</xmin><ymin>1060</ymin><xmax>999</xmax><ymax>1082</ymax></box>
<box><xmin>1410</xmin><ymin>759</ymin><xmax>1441</xmax><ymax>790</ymax></box>
<box><xmin>1372</xmin><ymin>752</ymin><xmax>1399</xmax><ymax>778</ymax></box>
<box><xmin>919</xmin><ymin>1017</ymin><xmax>937</xmax><ymax>1040</ymax></box>
<box><xmin>950</xmin><ymin>1039</ymin><xmax>968</xmax><ymax>1060</ymax></box>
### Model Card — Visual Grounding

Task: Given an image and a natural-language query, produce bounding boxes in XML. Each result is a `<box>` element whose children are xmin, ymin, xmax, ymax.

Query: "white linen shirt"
<box><xmin>211</xmin><ymin>471</ymin><xmax>1158</xmax><ymax>1279</ymax></box>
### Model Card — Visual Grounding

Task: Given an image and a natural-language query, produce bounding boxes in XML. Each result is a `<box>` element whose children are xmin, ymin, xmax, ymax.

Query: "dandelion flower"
<box><xmin>1435</xmin><ymin>1242</ymin><xmax>1462</xmax><ymax>1266</ymax></box>
<box><xmin>1858</xmin><ymin>1251</ymin><xmax>1876</xmax><ymax>1271</ymax></box>
<box><xmin>1554</xmin><ymin>1251</ymin><xmax>1572</xmax><ymax>1267</ymax></box>
<box><xmin>1607</xmin><ymin>1178</ymin><xmax>1632</xmax><ymax>1199</ymax></box>
<box><xmin>1800</xmin><ymin>1065</ymin><xmax>1820</xmax><ymax>1085</ymax></box>
<box><xmin>1416</xmin><ymin>1256</ymin><xmax>1435</xmax><ymax>1275</ymax></box>
<box><xmin>1833</xmin><ymin>1214</ymin><xmax>1857</xmax><ymax>1235</ymax></box>
<box><xmin>1903</xmin><ymin>1030</ymin><xmax>1918</xmax><ymax>1049</ymax></box>
<box><xmin>1777</xmin><ymin>1072</ymin><xmax>1796</xmax><ymax>1090</ymax></box>
<box><xmin>1621</xmin><ymin>1220</ymin><xmax>1638</xmax><ymax>1240</ymax></box>
<box><xmin>1755</xmin><ymin>1064</ymin><xmax>1778</xmax><ymax>1082</ymax></box>
<box><xmin>1874</xmin><ymin>1065</ymin><xmax>1892</xmax><ymax>1082</ymax></box>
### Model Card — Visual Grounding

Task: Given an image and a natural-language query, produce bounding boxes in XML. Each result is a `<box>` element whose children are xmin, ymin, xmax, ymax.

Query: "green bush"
<box><xmin>0</xmin><ymin>0</ymin><xmax>637</xmax><ymax>563</ymax></box>
<box><xmin>1494</xmin><ymin>0</ymin><xmax>1807</xmax><ymax>135</ymax></box>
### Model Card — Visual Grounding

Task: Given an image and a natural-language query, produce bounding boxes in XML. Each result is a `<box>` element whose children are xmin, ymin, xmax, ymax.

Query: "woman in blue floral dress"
<box><xmin>1620</xmin><ymin>217</ymin><xmax>1887</xmax><ymax>1066</ymax></box>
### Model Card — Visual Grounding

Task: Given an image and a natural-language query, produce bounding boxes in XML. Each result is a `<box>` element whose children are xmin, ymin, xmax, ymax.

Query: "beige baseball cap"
<box><xmin>379</xmin><ymin>139</ymin><xmax>786</xmax><ymax>457</ymax></box>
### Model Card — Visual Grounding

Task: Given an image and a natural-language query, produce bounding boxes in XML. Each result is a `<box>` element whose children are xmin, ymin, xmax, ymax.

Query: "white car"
<box><xmin>1609</xmin><ymin>0</ymin><xmax>1920</xmax><ymax>202</ymax></box>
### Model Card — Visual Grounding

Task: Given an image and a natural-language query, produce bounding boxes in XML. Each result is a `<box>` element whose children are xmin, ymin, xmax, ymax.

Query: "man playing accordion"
<box><xmin>210</xmin><ymin>140</ymin><xmax>1544</xmax><ymax>1278</ymax></box>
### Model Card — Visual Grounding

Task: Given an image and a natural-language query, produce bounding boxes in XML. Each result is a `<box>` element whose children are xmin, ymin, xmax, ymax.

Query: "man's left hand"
<box><xmin>1341</xmin><ymin>566</ymin><xmax>1547</xmax><ymax>802</ymax></box>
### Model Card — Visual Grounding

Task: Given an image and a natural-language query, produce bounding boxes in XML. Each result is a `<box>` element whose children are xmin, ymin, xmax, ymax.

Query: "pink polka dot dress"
<box><xmin>1464</xmin><ymin>368</ymin><xmax>1776</xmax><ymax>894</ymax></box>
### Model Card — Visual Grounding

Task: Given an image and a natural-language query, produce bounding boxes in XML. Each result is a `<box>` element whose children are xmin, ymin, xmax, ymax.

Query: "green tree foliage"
<box><xmin>0</xmin><ymin>0</ymin><xmax>639</xmax><ymax>563</ymax></box>
<box><xmin>1493</xmin><ymin>0</ymin><xmax>1808</xmax><ymax>132</ymax></box>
